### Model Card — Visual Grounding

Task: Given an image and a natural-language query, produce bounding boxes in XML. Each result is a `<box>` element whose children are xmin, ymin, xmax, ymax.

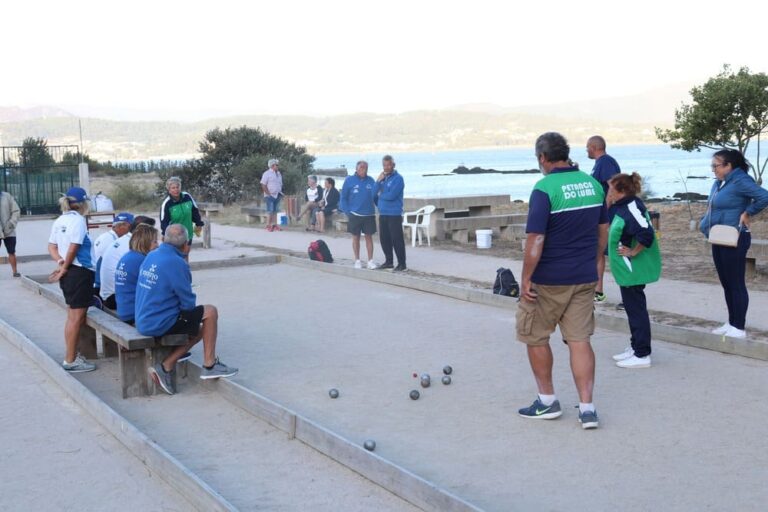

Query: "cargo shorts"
<box><xmin>515</xmin><ymin>282</ymin><xmax>596</xmax><ymax>346</ymax></box>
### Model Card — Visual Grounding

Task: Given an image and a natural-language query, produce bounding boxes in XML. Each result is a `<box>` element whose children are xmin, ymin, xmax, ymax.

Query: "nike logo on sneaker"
<box><xmin>535</xmin><ymin>407</ymin><xmax>551</xmax><ymax>415</ymax></box>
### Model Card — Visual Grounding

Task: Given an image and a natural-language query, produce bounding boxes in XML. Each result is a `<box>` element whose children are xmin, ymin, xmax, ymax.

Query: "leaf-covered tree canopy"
<box><xmin>660</xmin><ymin>66</ymin><xmax>768</xmax><ymax>153</ymax></box>
<box><xmin>656</xmin><ymin>65</ymin><xmax>768</xmax><ymax>184</ymax></box>
<box><xmin>157</xmin><ymin>126</ymin><xmax>315</xmax><ymax>203</ymax></box>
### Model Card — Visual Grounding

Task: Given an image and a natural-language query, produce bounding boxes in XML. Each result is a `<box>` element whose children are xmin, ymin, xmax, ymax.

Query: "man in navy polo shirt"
<box><xmin>516</xmin><ymin>132</ymin><xmax>608</xmax><ymax>430</ymax></box>
<box><xmin>587</xmin><ymin>135</ymin><xmax>621</xmax><ymax>303</ymax></box>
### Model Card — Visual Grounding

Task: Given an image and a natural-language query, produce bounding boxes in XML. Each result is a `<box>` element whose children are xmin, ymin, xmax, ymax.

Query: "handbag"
<box><xmin>708</xmin><ymin>224</ymin><xmax>740</xmax><ymax>247</ymax></box>
<box><xmin>705</xmin><ymin>183</ymin><xmax>741</xmax><ymax>247</ymax></box>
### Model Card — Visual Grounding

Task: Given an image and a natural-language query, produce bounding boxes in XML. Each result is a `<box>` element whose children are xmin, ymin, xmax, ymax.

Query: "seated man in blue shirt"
<box><xmin>136</xmin><ymin>223</ymin><xmax>237</xmax><ymax>394</ymax></box>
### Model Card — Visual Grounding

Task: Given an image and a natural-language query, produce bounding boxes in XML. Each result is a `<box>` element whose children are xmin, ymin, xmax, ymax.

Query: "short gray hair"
<box><xmin>535</xmin><ymin>132</ymin><xmax>570</xmax><ymax>163</ymax></box>
<box><xmin>164</xmin><ymin>224</ymin><xmax>188</xmax><ymax>248</ymax></box>
<box><xmin>268</xmin><ymin>158</ymin><xmax>279</xmax><ymax>167</ymax></box>
<box><xmin>308</xmin><ymin>175</ymin><xmax>317</xmax><ymax>184</ymax></box>
<box><xmin>166</xmin><ymin>176</ymin><xmax>182</xmax><ymax>189</ymax></box>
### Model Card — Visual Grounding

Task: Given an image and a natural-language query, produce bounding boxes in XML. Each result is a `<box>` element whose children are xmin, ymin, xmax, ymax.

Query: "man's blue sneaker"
<box><xmin>518</xmin><ymin>398</ymin><xmax>563</xmax><ymax>420</ymax></box>
<box><xmin>578</xmin><ymin>409</ymin><xmax>599</xmax><ymax>429</ymax></box>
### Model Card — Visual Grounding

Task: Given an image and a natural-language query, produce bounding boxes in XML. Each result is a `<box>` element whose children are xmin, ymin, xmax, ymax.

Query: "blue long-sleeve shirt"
<box><xmin>699</xmin><ymin>168</ymin><xmax>768</xmax><ymax>236</ymax></box>
<box><xmin>339</xmin><ymin>173</ymin><xmax>377</xmax><ymax>216</ymax></box>
<box><xmin>115</xmin><ymin>250</ymin><xmax>146</xmax><ymax>322</ymax></box>
<box><xmin>376</xmin><ymin>171</ymin><xmax>405</xmax><ymax>215</ymax></box>
<box><xmin>135</xmin><ymin>243</ymin><xmax>196</xmax><ymax>336</ymax></box>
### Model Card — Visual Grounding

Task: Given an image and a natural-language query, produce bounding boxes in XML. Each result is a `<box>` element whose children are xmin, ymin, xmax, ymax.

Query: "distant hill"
<box><xmin>0</xmin><ymin>84</ymin><xmax>690</xmax><ymax>160</ymax></box>
<box><xmin>0</xmin><ymin>105</ymin><xmax>72</xmax><ymax>123</ymax></box>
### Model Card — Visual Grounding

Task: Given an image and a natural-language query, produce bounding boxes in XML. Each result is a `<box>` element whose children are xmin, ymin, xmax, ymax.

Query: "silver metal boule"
<box><xmin>443</xmin><ymin>365</ymin><xmax>453</xmax><ymax>375</ymax></box>
<box><xmin>420</xmin><ymin>376</ymin><xmax>431</xmax><ymax>388</ymax></box>
<box><xmin>442</xmin><ymin>375</ymin><xmax>452</xmax><ymax>385</ymax></box>
<box><xmin>328</xmin><ymin>388</ymin><xmax>339</xmax><ymax>399</ymax></box>
<box><xmin>364</xmin><ymin>439</ymin><xmax>376</xmax><ymax>451</ymax></box>
<box><xmin>409</xmin><ymin>389</ymin><xmax>420</xmax><ymax>400</ymax></box>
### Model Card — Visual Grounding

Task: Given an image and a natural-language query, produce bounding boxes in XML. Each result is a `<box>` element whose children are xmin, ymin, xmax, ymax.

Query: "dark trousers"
<box><xmin>712</xmin><ymin>231</ymin><xmax>751</xmax><ymax>330</ymax></box>
<box><xmin>379</xmin><ymin>215</ymin><xmax>406</xmax><ymax>266</ymax></box>
<box><xmin>619</xmin><ymin>284</ymin><xmax>652</xmax><ymax>358</ymax></box>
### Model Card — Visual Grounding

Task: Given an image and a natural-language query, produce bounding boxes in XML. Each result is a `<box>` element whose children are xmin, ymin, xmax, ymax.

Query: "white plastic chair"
<box><xmin>402</xmin><ymin>205</ymin><xmax>435</xmax><ymax>247</ymax></box>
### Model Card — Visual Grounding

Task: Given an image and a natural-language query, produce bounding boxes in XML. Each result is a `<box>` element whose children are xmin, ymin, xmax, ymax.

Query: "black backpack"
<box><xmin>308</xmin><ymin>239</ymin><xmax>333</xmax><ymax>263</ymax></box>
<box><xmin>493</xmin><ymin>267</ymin><xmax>519</xmax><ymax>298</ymax></box>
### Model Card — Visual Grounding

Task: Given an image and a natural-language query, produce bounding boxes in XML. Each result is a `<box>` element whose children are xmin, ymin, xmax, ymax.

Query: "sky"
<box><xmin>4</xmin><ymin>0</ymin><xmax>768</xmax><ymax>121</ymax></box>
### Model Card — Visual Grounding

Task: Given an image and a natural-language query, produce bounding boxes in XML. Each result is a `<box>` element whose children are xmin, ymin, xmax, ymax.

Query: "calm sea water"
<box><xmin>314</xmin><ymin>144</ymin><xmax>767</xmax><ymax>200</ymax></box>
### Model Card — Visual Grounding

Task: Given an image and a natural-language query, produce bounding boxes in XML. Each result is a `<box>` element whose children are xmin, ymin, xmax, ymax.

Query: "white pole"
<box><xmin>78</xmin><ymin>162</ymin><xmax>90</xmax><ymax>195</ymax></box>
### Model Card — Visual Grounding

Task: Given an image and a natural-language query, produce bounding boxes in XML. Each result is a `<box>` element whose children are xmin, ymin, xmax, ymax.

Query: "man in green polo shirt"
<box><xmin>516</xmin><ymin>132</ymin><xmax>609</xmax><ymax>430</ymax></box>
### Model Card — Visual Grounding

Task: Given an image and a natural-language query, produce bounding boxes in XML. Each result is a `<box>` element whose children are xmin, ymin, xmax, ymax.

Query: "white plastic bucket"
<box><xmin>476</xmin><ymin>229</ymin><xmax>492</xmax><ymax>249</ymax></box>
<box><xmin>277</xmin><ymin>212</ymin><xmax>288</xmax><ymax>225</ymax></box>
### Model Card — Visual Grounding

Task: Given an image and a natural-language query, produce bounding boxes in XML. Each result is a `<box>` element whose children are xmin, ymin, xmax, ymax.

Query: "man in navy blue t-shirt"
<box><xmin>587</xmin><ymin>135</ymin><xmax>621</xmax><ymax>303</ymax></box>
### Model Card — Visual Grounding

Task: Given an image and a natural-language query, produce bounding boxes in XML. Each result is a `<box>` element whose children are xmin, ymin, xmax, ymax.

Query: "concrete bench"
<box><xmin>435</xmin><ymin>214</ymin><xmax>528</xmax><ymax>243</ymax></box>
<box><xmin>197</xmin><ymin>202</ymin><xmax>223</xmax><ymax>216</ymax></box>
<box><xmin>241</xmin><ymin>206</ymin><xmax>269</xmax><ymax>224</ymax></box>
<box><xmin>746</xmin><ymin>239</ymin><xmax>768</xmax><ymax>277</ymax></box>
<box><xmin>21</xmin><ymin>276</ymin><xmax>188</xmax><ymax>398</ymax></box>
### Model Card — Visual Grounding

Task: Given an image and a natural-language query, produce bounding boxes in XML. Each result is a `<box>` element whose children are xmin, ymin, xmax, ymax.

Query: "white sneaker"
<box><xmin>616</xmin><ymin>355</ymin><xmax>652</xmax><ymax>368</ymax></box>
<box><xmin>723</xmin><ymin>326</ymin><xmax>746</xmax><ymax>338</ymax></box>
<box><xmin>612</xmin><ymin>346</ymin><xmax>634</xmax><ymax>361</ymax></box>
<box><xmin>367</xmin><ymin>260</ymin><xmax>378</xmax><ymax>270</ymax></box>
<box><xmin>354</xmin><ymin>260</ymin><xmax>362</xmax><ymax>269</ymax></box>
<box><xmin>712</xmin><ymin>323</ymin><xmax>731</xmax><ymax>335</ymax></box>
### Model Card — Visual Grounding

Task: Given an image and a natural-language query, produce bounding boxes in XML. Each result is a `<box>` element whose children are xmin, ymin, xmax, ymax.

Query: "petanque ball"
<box><xmin>409</xmin><ymin>389</ymin><xmax>420</xmax><ymax>400</ymax></box>
<box><xmin>328</xmin><ymin>388</ymin><xmax>339</xmax><ymax>399</ymax></box>
<box><xmin>364</xmin><ymin>439</ymin><xmax>376</xmax><ymax>451</ymax></box>
<box><xmin>442</xmin><ymin>375</ymin><xmax>452</xmax><ymax>385</ymax></box>
<box><xmin>420</xmin><ymin>375</ymin><xmax>431</xmax><ymax>388</ymax></box>
<box><xmin>443</xmin><ymin>365</ymin><xmax>453</xmax><ymax>375</ymax></box>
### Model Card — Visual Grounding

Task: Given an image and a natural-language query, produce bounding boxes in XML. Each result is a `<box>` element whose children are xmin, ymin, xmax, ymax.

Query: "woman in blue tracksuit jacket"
<box><xmin>699</xmin><ymin>149</ymin><xmax>768</xmax><ymax>338</ymax></box>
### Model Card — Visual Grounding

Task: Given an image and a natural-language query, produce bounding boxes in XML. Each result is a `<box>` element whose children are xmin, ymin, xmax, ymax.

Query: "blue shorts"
<box><xmin>265</xmin><ymin>195</ymin><xmax>281</xmax><ymax>213</ymax></box>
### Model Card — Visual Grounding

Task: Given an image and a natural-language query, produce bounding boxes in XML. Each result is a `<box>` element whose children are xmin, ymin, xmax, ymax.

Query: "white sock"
<box><xmin>538</xmin><ymin>393</ymin><xmax>556</xmax><ymax>406</ymax></box>
<box><xmin>579</xmin><ymin>402</ymin><xmax>595</xmax><ymax>413</ymax></box>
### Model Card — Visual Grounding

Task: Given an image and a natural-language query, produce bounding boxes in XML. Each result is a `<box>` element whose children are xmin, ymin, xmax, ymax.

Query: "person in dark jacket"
<box><xmin>699</xmin><ymin>149</ymin><xmax>768</xmax><ymax>339</ymax></box>
<box><xmin>160</xmin><ymin>176</ymin><xmax>204</xmax><ymax>244</ymax></box>
<box><xmin>315</xmin><ymin>177</ymin><xmax>340</xmax><ymax>234</ymax></box>
<box><xmin>137</xmin><ymin>224</ymin><xmax>238</xmax><ymax>394</ymax></box>
<box><xmin>606</xmin><ymin>173</ymin><xmax>662</xmax><ymax>368</ymax></box>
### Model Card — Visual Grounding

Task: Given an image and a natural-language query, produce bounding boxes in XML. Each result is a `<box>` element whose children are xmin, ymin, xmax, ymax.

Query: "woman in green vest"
<box><xmin>606</xmin><ymin>173</ymin><xmax>662</xmax><ymax>369</ymax></box>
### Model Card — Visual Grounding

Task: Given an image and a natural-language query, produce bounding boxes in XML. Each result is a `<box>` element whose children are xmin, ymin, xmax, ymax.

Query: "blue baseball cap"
<box><xmin>114</xmin><ymin>212</ymin><xmax>135</xmax><ymax>224</ymax></box>
<box><xmin>66</xmin><ymin>187</ymin><xmax>89</xmax><ymax>204</ymax></box>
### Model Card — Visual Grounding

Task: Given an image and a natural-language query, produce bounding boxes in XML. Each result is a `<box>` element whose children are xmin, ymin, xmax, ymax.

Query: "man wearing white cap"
<box><xmin>260</xmin><ymin>158</ymin><xmax>283</xmax><ymax>231</ymax></box>
<box><xmin>92</xmin><ymin>212</ymin><xmax>133</xmax><ymax>297</ymax></box>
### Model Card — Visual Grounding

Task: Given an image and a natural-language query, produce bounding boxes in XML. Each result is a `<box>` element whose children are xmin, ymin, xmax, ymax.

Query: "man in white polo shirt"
<box><xmin>92</xmin><ymin>212</ymin><xmax>133</xmax><ymax>297</ymax></box>
<box><xmin>99</xmin><ymin>215</ymin><xmax>155</xmax><ymax>309</ymax></box>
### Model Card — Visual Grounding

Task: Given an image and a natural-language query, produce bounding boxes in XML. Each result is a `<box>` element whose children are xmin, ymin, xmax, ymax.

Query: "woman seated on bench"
<box><xmin>115</xmin><ymin>224</ymin><xmax>159</xmax><ymax>325</ymax></box>
<box><xmin>315</xmin><ymin>177</ymin><xmax>340</xmax><ymax>233</ymax></box>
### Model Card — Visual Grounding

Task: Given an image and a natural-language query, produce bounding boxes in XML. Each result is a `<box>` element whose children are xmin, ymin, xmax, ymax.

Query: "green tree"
<box><xmin>20</xmin><ymin>137</ymin><xmax>56</xmax><ymax>169</ymax></box>
<box><xmin>656</xmin><ymin>65</ymin><xmax>768</xmax><ymax>184</ymax></box>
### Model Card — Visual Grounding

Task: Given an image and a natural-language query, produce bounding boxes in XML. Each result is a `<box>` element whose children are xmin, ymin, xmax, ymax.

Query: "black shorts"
<box><xmin>347</xmin><ymin>215</ymin><xmax>377</xmax><ymax>236</ymax></box>
<box><xmin>164</xmin><ymin>305</ymin><xmax>204</xmax><ymax>337</ymax></box>
<box><xmin>59</xmin><ymin>266</ymin><xmax>95</xmax><ymax>309</ymax></box>
<box><xmin>0</xmin><ymin>237</ymin><xmax>16</xmax><ymax>254</ymax></box>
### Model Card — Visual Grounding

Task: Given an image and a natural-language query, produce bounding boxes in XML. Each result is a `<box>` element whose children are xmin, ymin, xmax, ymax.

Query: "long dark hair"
<box><xmin>713</xmin><ymin>149</ymin><xmax>750</xmax><ymax>171</ymax></box>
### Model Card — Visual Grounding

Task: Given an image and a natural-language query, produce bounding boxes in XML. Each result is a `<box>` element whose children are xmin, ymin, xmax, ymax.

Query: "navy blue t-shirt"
<box><xmin>591</xmin><ymin>154</ymin><xmax>621</xmax><ymax>194</ymax></box>
<box><xmin>526</xmin><ymin>168</ymin><xmax>608</xmax><ymax>285</ymax></box>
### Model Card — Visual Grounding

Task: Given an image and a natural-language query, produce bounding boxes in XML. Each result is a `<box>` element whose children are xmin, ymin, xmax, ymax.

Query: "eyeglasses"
<box><xmin>711</xmin><ymin>163</ymin><xmax>726</xmax><ymax>170</ymax></box>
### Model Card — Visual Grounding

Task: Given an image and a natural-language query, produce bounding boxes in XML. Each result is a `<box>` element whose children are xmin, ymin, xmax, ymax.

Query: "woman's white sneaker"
<box><xmin>612</xmin><ymin>346</ymin><xmax>634</xmax><ymax>361</ymax></box>
<box><xmin>723</xmin><ymin>326</ymin><xmax>746</xmax><ymax>338</ymax></box>
<box><xmin>616</xmin><ymin>355</ymin><xmax>652</xmax><ymax>368</ymax></box>
<box><xmin>712</xmin><ymin>323</ymin><xmax>731</xmax><ymax>335</ymax></box>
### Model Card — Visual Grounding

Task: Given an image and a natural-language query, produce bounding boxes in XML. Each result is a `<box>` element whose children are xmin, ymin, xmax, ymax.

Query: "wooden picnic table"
<box><xmin>403</xmin><ymin>194</ymin><xmax>511</xmax><ymax>240</ymax></box>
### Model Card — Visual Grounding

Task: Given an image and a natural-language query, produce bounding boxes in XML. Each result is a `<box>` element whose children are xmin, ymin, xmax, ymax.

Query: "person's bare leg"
<box><xmin>527</xmin><ymin>344</ymin><xmax>555</xmax><ymax>395</ymax></box>
<box><xmin>364</xmin><ymin>234</ymin><xmax>374</xmax><ymax>261</ymax></box>
<box><xmin>568</xmin><ymin>341</ymin><xmax>595</xmax><ymax>403</ymax></box>
<box><xmin>316</xmin><ymin>211</ymin><xmax>325</xmax><ymax>232</ymax></box>
<box><xmin>64</xmin><ymin>307</ymin><xmax>88</xmax><ymax>363</ymax></box>
<box><xmin>9</xmin><ymin>254</ymin><xmax>18</xmax><ymax>275</ymax></box>
<box><xmin>162</xmin><ymin>305</ymin><xmax>217</xmax><ymax>369</ymax></box>
<box><xmin>352</xmin><ymin>235</ymin><xmax>361</xmax><ymax>260</ymax></box>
